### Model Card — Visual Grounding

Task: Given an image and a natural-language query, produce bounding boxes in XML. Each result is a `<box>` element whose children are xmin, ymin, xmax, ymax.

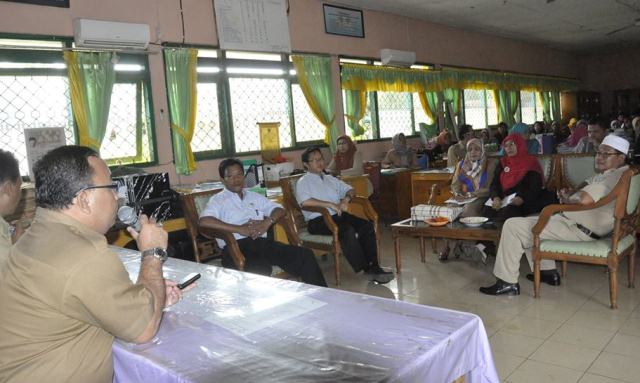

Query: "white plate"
<box><xmin>459</xmin><ymin>216</ymin><xmax>488</xmax><ymax>227</ymax></box>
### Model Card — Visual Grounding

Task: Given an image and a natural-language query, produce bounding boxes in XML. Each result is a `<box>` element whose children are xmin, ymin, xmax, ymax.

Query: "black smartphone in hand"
<box><xmin>177</xmin><ymin>273</ymin><xmax>201</xmax><ymax>290</ymax></box>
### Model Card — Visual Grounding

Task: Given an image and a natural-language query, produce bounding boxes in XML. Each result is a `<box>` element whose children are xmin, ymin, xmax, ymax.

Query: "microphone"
<box><xmin>117</xmin><ymin>205</ymin><xmax>141</xmax><ymax>232</ymax></box>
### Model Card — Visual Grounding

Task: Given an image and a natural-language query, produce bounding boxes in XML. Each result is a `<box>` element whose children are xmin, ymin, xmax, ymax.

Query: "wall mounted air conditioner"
<box><xmin>74</xmin><ymin>19</ymin><xmax>150</xmax><ymax>50</ymax></box>
<box><xmin>380</xmin><ymin>49</ymin><xmax>416</xmax><ymax>67</ymax></box>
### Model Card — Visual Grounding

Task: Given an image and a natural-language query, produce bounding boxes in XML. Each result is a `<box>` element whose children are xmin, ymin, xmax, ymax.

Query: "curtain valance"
<box><xmin>340</xmin><ymin>63</ymin><xmax>579</xmax><ymax>93</ymax></box>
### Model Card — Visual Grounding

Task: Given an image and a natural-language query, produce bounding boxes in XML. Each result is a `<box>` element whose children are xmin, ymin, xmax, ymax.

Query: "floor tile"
<box><xmin>490</xmin><ymin>330</ymin><xmax>544</xmax><ymax>358</ymax></box>
<box><xmin>501</xmin><ymin>315</ymin><xmax>563</xmax><ymax>339</ymax></box>
<box><xmin>508</xmin><ymin>360</ymin><xmax>582</xmax><ymax>383</ymax></box>
<box><xmin>578</xmin><ymin>373</ymin><xmax>628</xmax><ymax>383</ymax></box>
<box><xmin>552</xmin><ymin>324</ymin><xmax>616</xmax><ymax>350</ymax></box>
<box><xmin>530</xmin><ymin>339</ymin><xmax>600</xmax><ymax>371</ymax></box>
<box><xmin>588</xmin><ymin>352</ymin><xmax>640</xmax><ymax>383</ymax></box>
<box><xmin>492</xmin><ymin>351</ymin><xmax>525</xmax><ymax>381</ymax></box>
<box><xmin>520</xmin><ymin>301</ymin><xmax>581</xmax><ymax>322</ymax></box>
<box><xmin>566</xmin><ymin>309</ymin><xmax>630</xmax><ymax>332</ymax></box>
<box><xmin>604</xmin><ymin>333</ymin><xmax>640</xmax><ymax>357</ymax></box>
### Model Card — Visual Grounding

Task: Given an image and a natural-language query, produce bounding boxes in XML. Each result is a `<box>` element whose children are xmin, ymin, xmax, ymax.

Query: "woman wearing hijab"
<box><xmin>327</xmin><ymin>135</ymin><xmax>363</xmax><ymax>176</ymax></box>
<box><xmin>382</xmin><ymin>132</ymin><xmax>418</xmax><ymax>169</ymax></box>
<box><xmin>439</xmin><ymin>138</ymin><xmax>498</xmax><ymax>261</ymax></box>
<box><xmin>556</xmin><ymin>119</ymin><xmax>588</xmax><ymax>153</ymax></box>
<box><xmin>508</xmin><ymin>122</ymin><xmax>540</xmax><ymax>154</ymax></box>
<box><xmin>452</xmin><ymin>138</ymin><xmax>498</xmax><ymax>217</ymax></box>
<box><xmin>482</xmin><ymin>134</ymin><xmax>557</xmax><ymax>226</ymax></box>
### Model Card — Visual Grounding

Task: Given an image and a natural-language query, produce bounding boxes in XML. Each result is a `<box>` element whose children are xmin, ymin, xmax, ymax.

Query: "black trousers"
<box><xmin>222</xmin><ymin>237</ymin><xmax>327</xmax><ymax>287</ymax></box>
<box><xmin>307</xmin><ymin>212</ymin><xmax>378</xmax><ymax>273</ymax></box>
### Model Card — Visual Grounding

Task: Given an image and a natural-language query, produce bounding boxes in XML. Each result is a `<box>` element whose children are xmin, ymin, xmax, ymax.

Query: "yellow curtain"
<box><xmin>292</xmin><ymin>55</ymin><xmax>337</xmax><ymax>150</ymax></box>
<box><xmin>418</xmin><ymin>92</ymin><xmax>438</xmax><ymax>122</ymax></box>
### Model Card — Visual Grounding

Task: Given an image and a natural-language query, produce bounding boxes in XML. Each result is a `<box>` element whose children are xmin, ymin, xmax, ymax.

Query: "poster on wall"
<box><xmin>214</xmin><ymin>0</ymin><xmax>291</xmax><ymax>53</ymax></box>
<box><xmin>24</xmin><ymin>127</ymin><xmax>66</xmax><ymax>181</ymax></box>
<box><xmin>1</xmin><ymin>0</ymin><xmax>70</xmax><ymax>8</ymax></box>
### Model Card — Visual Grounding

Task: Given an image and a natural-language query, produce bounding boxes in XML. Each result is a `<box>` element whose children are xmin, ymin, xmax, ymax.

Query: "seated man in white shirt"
<box><xmin>295</xmin><ymin>147</ymin><xmax>394</xmax><ymax>284</ymax></box>
<box><xmin>479</xmin><ymin>135</ymin><xmax>630</xmax><ymax>295</ymax></box>
<box><xmin>199</xmin><ymin>158</ymin><xmax>327</xmax><ymax>287</ymax></box>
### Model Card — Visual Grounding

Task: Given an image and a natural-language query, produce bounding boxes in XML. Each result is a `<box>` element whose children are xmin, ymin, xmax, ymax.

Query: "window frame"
<box><xmin>0</xmin><ymin>33</ymin><xmax>159</xmax><ymax>173</ymax></box>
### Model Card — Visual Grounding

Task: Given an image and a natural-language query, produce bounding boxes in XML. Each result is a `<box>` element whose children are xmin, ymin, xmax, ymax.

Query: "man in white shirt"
<box><xmin>295</xmin><ymin>147</ymin><xmax>394</xmax><ymax>284</ymax></box>
<box><xmin>480</xmin><ymin>135</ymin><xmax>630</xmax><ymax>295</ymax></box>
<box><xmin>199</xmin><ymin>158</ymin><xmax>327</xmax><ymax>287</ymax></box>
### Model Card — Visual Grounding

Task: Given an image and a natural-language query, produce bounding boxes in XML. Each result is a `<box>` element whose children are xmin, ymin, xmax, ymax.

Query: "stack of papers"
<box><xmin>444</xmin><ymin>196</ymin><xmax>478</xmax><ymax>205</ymax></box>
<box><xmin>484</xmin><ymin>193</ymin><xmax>516</xmax><ymax>209</ymax></box>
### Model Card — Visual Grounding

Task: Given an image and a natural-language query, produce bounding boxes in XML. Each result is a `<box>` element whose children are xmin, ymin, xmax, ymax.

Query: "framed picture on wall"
<box><xmin>1</xmin><ymin>0</ymin><xmax>69</xmax><ymax>8</ymax></box>
<box><xmin>323</xmin><ymin>4</ymin><xmax>364</xmax><ymax>38</ymax></box>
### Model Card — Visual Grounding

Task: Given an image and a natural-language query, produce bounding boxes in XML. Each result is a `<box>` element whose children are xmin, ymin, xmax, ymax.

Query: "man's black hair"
<box><xmin>301</xmin><ymin>146</ymin><xmax>323</xmax><ymax>163</ymax></box>
<box><xmin>458</xmin><ymin>124</ymin><xmax>472</xmax><ymax>137</ymax></box>
<box><xmin>34</xmin><ymin>145</ymin><xmax>99</xmax><ymax>210</ymax></box>
<box><xmin>588</xmin><ymin>117</ymin><xmax>607</xmax><ymax>130</ymax></box>
<box><xmin>0</xmin><ymin>149</ymin><xmax>20</xmax><ymax>184</ymax></box>
<box><xmin>218</xmin><ymin>158</ymin><xmax>244</xmax><ymax>179</ymax></box>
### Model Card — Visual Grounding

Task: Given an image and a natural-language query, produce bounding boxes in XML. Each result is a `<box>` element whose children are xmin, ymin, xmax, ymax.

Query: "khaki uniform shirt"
<box><xmin>0</xmin><ymin>208</ymin><xmax>154</xmax><ymax>383</ymax></box>
<box><xmin>0</xmin><ymin>216</ymin><xmax>10</xmax><ymax>272</ymax></box>
<box><xmin>565</xmin><ymin>165</ymin><xmax>629</xmax><ymax>237</ymax></box>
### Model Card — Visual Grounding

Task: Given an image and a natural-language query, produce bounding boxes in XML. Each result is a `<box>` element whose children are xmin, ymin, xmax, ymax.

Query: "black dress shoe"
<box><xmin>479</xmin><ymin>280</ymin><xmax>520</xmax><ymax>296</ymax></box>
<box><xmin>526</xmin><ymin>271</ymin><xmax>561</xmax><ymax>286</ymax></box>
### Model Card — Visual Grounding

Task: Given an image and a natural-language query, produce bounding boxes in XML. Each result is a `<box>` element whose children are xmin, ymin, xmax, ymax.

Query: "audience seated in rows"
<box><xmin>556</xmin><ymin>119</ymin><xmax>588</xmax><ymax>153</ymax></box>
<box><xmin>382</xmin><ymin>132</ymin><xmax>418</xmax><ymax>169</ymax></box>
<box><xmin>199</xmin><ymin>158</ymin><xmax>327</xmax><ymax>287</ymax></box>
<box><xmin>479</xmin><ymin>135</ymin><xmax>631</xmax><ymax>295</ymax></box>
<box><xmin>481</xmin><ymin>134</ymin><xmax>557</xmax><ymax>226</ymax></box>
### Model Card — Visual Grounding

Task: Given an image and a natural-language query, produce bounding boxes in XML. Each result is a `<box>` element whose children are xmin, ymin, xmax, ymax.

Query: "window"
<box><xmin>190</xmin><ymin>50</ymin><xmax>327</xmax><ymax>158</ymax></box>
<box><xmin>462</xmin><ymin>89</ymin><xmax>497</xmax><ymax>130</ymax></box>
<box><xmin>339</xmin><ymin>58</ymin><xmax>433</xmax><ymax>141</ymax></box>
<box><xmin>0</xmin><ymin>38</ymin><xmax>156</xmax><ymax>176</ymax></box>
<box><xmin>520</xmin><ymin>90</ymin><xmax>544</xmax><ymax>123</ymax></box>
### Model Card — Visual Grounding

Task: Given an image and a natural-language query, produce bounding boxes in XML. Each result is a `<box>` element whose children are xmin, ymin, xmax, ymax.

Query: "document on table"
<box><xmin>444</xmin><ymin>196</ymin><xmax>478</xmax><ymax>205</ymax></box>
<box><xmin>484</xmin><ymin>193</ymin><xmax>517</xmax><ymax>208</ymax></box>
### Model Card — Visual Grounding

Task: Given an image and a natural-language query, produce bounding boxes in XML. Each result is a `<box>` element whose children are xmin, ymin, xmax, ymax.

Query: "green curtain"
<box><xmin>164</xmin><ymin>48</ymin><xmax>198</xmax><ymax>175</ymax></box>
<box><xmin>538</xmin><ymin>91</ymin><xmax>552</xmax><ymax>123</ymax></box>
<box><xmin>550</xmin><ymin>91</ymin><xmax>561</xmax><ymax>122</ymax></box>
<box><xmin>340</xmin><ymin>63</ymin><xmax>580</xmax><ymax>93</ymax></box>
<box><xmin>443</xmin><ymin>89</ymin><xmax>462</xmax><ymax>137</ymax></box>
<box><xmin>418</xmin><ymin>91</ymin><xmax>438</xmax><ymax>123</ymax></box>
<box><xmin>343</xmin><ymin>90</ymin><xmax>366</xmax><ymax>137</ymax></box>
<box><xmin>292</xmin><ymin>55</ymin><xmax>338</xmax><ymax>152</ymax></box>
<box><xmin>494</xmin><ymin>90</ymin><xmax>520</xmax><ymax>127</ymax></box>
<box><xmin>63</xmin><ymin>51</ymin><xmax>115</xmax><ymax>152</ymax></box>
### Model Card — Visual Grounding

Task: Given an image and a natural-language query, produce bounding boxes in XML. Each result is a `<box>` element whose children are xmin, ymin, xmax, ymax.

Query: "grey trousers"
<box><xmin>493</xmin><ymin>215</ymin><xmax>593</xmax><ymax>283</ymax></box>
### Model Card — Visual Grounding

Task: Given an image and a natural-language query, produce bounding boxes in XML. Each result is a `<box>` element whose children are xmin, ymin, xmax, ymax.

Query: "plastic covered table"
<box><xmin>113</xmin><ymin>247</ymin><xmax>498</xmax><ymax>383</ymax></box>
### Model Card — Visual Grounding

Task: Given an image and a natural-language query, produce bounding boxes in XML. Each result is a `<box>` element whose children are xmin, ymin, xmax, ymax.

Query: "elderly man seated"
<box><xmin>479</xmin><ymin>135</ymin><xmax>630</xmax><ymax>295</ymax></box>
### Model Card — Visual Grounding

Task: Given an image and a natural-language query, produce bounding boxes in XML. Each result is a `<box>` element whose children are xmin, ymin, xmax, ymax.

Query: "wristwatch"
<box><xmin>141</xmin><ymin>247</ymin><xmax>168</xmax><ymax>263</ymax></box>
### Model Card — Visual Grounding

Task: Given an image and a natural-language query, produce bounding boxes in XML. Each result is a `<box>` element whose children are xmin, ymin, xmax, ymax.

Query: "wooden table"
<box><xmin>391</xmin><ymin>218</ymin><xmax>500</xmax><ymax>272</ymax></box>
<box><xmin>374</xmin><ymin>168</ymin><xmax>412</xmax><ymax>222</ymax></box>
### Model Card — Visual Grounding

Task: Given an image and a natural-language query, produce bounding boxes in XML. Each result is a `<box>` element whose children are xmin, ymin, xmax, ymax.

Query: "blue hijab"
<box><xmin>506</xmin><ymin>123</ymin><xmax>539</xmax><ymax>154</ymax></box>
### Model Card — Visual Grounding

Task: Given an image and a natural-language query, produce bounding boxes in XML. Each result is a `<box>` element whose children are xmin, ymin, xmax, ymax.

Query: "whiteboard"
<box><xmin>214</xmin><ymin>0</ymin><xmax>291</xmax><ymax>53</ymax></box>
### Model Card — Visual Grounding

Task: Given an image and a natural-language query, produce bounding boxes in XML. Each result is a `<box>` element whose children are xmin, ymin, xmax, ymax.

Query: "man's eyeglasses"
<box><xmin>75</xmin><ymin>183</ymin><xmax>119</xmax><ymax>195</ymax></box>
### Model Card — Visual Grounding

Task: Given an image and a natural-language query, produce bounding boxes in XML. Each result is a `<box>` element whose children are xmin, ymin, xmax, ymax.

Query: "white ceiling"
<box><xmin>332</xmin><ymin>0</ymin><xmax>640</xmax><ymax>52</ymax></box>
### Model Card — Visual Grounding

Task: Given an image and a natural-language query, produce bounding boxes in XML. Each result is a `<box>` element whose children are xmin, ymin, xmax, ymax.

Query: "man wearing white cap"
<box><xmin>480</xmin><ymin>135</ymin><xmax>629</xmax><ymax>295</ymax></box>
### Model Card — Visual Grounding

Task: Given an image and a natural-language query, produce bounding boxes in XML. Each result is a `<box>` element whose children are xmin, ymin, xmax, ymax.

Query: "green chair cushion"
<box><xmin>563</xmin><ymin>156</ymin><xmax>596</xmax><ymax>188</ymax></box>
<box><xmin>540</xmin><ymin>234</ymin><xmax>635</xmax><ymax>258</ymax></box>
<box><xmin>537</xmin><ymin>156</ymin><xmax>553</xmax><ymax>184</ymax></box>
<box><xmin>299</xmin><ymin>229</ymin><xmax>334</xmax><ymax>245</ymax></box>
<box><xmin>194</xmin><ymin>194</ymin><xmax>212</xmax><ymax>215</ymax></box>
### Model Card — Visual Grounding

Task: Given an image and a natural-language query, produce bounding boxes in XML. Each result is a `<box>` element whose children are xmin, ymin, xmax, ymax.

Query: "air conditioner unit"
<box><xmin>380</xmin><ymin>49</ymin><xmax>416</xmax><ymax>67</ymax></box>
<box><xmin>74</xmin><ymin>19</ymin><xmax>150</xmax><ymax>50</ymax></box>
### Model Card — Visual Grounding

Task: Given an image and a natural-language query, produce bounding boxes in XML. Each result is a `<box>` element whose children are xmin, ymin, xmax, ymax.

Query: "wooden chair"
<box><xmin>181</xmin><ymin>188</ymin><xmax>301</xmax><ymax>274</ymax></box>
<box><xmin>532</xmin><ymin>167</ymin><xmax>640</xmax><ymax>309</ymax></box>
<box><xmin>180</xmin><ymin>189</ymin><xmax>223</xmax><ymax>263</ymax></box>
<box><xmin>279</xmin><ymin>174</ymin><xmax>381</xmax><ymax>286</ymax></box>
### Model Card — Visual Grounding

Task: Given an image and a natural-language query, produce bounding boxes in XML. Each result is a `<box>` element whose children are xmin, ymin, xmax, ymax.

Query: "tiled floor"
<box><xmin>316</xmin><ymin>227</ymin><xmax>640</xmax><ymax>383</ymax></box>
